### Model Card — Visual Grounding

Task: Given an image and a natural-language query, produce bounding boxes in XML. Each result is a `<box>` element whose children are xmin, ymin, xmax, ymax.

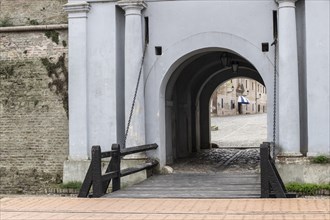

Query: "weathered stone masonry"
<box><xmin>0</xmin><ymin>0</ymin><xmax>67</xmax><ymax>26</ymax></box>
<box><xmin>0</xmin><ymin>30</ymin><xmax>69</xmax><ymax>194</ymax></box>
<box><xmin>0</xmin><ymin>0</ymin><xmax>69</xmax><ymax>193</ymax></box>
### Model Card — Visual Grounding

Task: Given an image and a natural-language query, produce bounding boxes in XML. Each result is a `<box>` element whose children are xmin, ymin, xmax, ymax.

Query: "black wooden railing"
<box><xmin>78</xmin><ymin>143</ymin><xmax>158</xmax><ymax>198</ymax></box>
<box><xmin>260</xmin><ymin>142</ymin><xmax>296</xmax><ymax>198</ymax></box>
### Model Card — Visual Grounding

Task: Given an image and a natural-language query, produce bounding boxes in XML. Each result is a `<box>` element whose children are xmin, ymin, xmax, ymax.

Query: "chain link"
<box><xmin>123</xmin><ymin>44</ymin><xmax>148</xmax><ymax>148</ymax></box>
<box><xmin>272</xmin><ymin>39</ymin><xmax>278</xmax><ymax>160</ymax></box>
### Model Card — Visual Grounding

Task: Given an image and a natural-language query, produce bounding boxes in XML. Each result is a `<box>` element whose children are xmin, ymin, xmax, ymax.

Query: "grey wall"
<box><xmin>305</xmin><ymin>0</ymin><xmax>330</xmax><ymax>155</ymax></box>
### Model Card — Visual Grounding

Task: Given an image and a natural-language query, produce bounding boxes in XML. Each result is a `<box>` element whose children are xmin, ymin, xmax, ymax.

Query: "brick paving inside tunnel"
<box><xmin>168</xmin><ymin>113</ymin><xmax>267</xmax><ymax>174</ymax></box>
<box><xmin>171</xmin><ymin>148</ymin><xmax>260</xmax><ymax>174</ymax></box>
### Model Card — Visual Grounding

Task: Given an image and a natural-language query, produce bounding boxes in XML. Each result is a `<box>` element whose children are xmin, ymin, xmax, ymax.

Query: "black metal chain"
<box><xmin>123</xmin><ymin>44</ymin><xmax>148</xmax><ymax>148</ymax></box>
<box><xmin>271</xmin><ymin>39</ymin><xmax>278</xmax><ymax>159</ymax></box>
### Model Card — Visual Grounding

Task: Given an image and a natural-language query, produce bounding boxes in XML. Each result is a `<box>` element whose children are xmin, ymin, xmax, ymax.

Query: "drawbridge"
<box><xmin>105</xmin><ymin>173</ymin><xmax>260</xmax><ymax>198</ymax></box>
<box><xmin>78</xmin><ymin>142</ymin><xmax>294</xmax><ymax>199</ymax></box>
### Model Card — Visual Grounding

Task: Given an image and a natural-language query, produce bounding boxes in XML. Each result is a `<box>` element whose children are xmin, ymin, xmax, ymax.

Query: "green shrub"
<box><xmin>312</xmin><ymin>155</ymin><xmax>329</xmax><ymax>164</ymax></box>
<box><xmin>45</xmin><ymin>30</ymin><xmax>59</xmax><ymax>44</ymax></box>
<box><xmin>29</xmin><ymin>19</ymin><xmax>39</xmax><ymax>25</ymax></box>
<box><xmin>286</xmin><ymin>182</ymin><xmax>330</xmax><ymax>195</ymax></box>
<box><xmin>59</xmin><ymin>181</ymin><xmax>82</xmax><ymax>189</ymax></box>
<box><xmin>0</xmin><ymin>17</ymin><xmax>13</xmax><ymax>27</ymax></box>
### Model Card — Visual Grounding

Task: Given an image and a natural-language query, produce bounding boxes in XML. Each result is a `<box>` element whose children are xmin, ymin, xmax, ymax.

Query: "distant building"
<box><xmin>210</xmin><ymin>78</ymin><xmax>267</xmax><ymax>116</ymax></box>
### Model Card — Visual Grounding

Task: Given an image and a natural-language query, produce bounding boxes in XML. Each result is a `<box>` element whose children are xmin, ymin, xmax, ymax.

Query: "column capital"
<box><xmin>117</xmin><ymin>0</ymin><xmax>147</xmax><ymax>14</ymax></box>
<box><xmin>276</xmin><ymin>0</ymin><xmax>298</xmax><ymax>8</ymax></box>
<box><xmin>63</xmin><ymin>2</ymin><xmax>91</xmax><ymax>18</ymax></box>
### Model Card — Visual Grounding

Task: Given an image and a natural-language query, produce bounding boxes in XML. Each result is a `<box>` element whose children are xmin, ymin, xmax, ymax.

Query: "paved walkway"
<box><xmin>211</xmin><ymin>113</ymin><xmax>267</xmax><ymax>147</ymax></box>
<box><xmin>1</xmin><ymin>196</ymin><xmax>329</xmax><ymax>220</ymax></box>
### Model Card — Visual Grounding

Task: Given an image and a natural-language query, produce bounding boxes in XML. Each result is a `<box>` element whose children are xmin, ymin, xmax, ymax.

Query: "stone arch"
<box><xmin>144</xmin><ymin>32</ymin><xmax>275</xmax><ymax>166</ymax></box>
<box><xmin>198</xmin><ymin>68</ymin><xmax>265</xmax><ymax>150</ymax></box>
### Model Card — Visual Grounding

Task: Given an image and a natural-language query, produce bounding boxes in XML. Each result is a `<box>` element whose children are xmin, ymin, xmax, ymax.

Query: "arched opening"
<box><xmin>164</xmin><ymin>50</ymin><xmax>266</xmax><ymax>164</ymax></box>
<box><xmin>210</xmin><ymin>77</ymin><xmax>268</xmax><ymax>148</ymax></box>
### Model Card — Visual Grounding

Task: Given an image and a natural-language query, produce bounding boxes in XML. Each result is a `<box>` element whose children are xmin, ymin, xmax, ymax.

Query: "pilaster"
<box><xmin>64</xmin><ymin>2</ymin><xmax>90</xmax><ymax>160</ymax></box>
<box><xmin>276</xmin><ymin>0</ymin><xmax>301</xmax><ymax>156</ymax></box>
<box><xmin>118</xmin><ymin>0</ymin><xmax>147</xmax><ymax>149</ymax></box>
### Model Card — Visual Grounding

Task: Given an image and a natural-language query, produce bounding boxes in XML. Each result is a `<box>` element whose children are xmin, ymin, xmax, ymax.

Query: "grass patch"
<box><xmin>312</xmin><ymin>155</ymin><xmax>329</xmax><ymax>164</ymax></box>
<box><xmin>59</xmin><ymin>181</ymin><xmax>82</xmax><ymax>190</ymax></box>
<box><xmin>286</xmin><ymin>182</ymin><xmax>330</xmax><ymax>195</ymax></box>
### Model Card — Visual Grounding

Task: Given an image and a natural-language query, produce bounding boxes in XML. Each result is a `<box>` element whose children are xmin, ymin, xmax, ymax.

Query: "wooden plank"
<box><xmin>78</xmin><ymin>165</ymin><xmax>93</xmax><ymax>198</ymax></box>
<box><xmin>104</xmin><ymin>172</ymin><xmax>261</xmax><ymax>198</ymax></box>
<box><xmin>101</xmin><ymin>150</ymin><xmax>116</xmax><ymax>158</ymax></box>
<box><xmin>101</xmin><ymin>171</ymin><xmax>118</xmax><ymax>182</ymax></box>
<box><xmin>120</xmin><ymin>161</ymin><xmax>158</xmax><ymax>177</ymax></box>
<box><xmin>120</xmin><ymin>143</ymin><xmax>158</xmax><ymax>156</ymax></box>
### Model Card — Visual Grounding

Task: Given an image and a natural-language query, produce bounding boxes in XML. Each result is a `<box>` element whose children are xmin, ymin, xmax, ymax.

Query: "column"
<box><xmin>277</xmin><ymin>0</ymin><xmax>301</xmax><ymax>156</ymax></box>
<box><xmin>118</xmin><ymin>0</ymin><xmax>147</xmax><ymax>148</ymax></box>
<box><xmin>63</xmin><ymin>2</ymin><xmax>90</xmax><ymax>160</ymax></box>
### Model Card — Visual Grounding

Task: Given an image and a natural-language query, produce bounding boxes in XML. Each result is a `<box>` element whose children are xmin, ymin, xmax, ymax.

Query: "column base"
<box><xmin>63</xmin><ymin>159</ymin><xmax>149</xmax><ymax>188</ymax></box>
<box><xmin>307</xmin><ymin>152</ymin><xmax>330</xmax><ymax>157</ymax></box>
<box><xmin>63</xmin><ymin>160</ymin><xmax>90</xmax><ymax>183</ymax></box>
<box><xmin>275</xmin><ymin>157</ymin><xmax>330</xmax><ymax>184</ymax></box>
<box><xmin>277</xmin><ymin>152</ymin><xmax>303</xmax><ymax>157</ymax></box>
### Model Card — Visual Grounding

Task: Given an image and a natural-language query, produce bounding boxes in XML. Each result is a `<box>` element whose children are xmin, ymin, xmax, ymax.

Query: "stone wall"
<box><xmin>0</xmin><ymin>0</ymin><xmax>67</xmax><ymax>26</ymax></box>
<box><xmin>0</xmin><ymin>29</ymin><xmax>68</xmax><ymax>194</ymax></box>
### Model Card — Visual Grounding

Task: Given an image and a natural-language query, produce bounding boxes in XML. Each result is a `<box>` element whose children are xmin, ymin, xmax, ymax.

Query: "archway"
<box><xmin>164</xmin><ymin>50</ymin><xmax>266</xmax><ymax>163</ymax></box>
<box><xmin>209</xmin><ymin>77</ymin><xmax>268</xmax><ymax>148</ymax></box>
<box><xmin>144</xmin><ymin>32</ymin><xmax>275</xmax><ymax>166</ymax></box>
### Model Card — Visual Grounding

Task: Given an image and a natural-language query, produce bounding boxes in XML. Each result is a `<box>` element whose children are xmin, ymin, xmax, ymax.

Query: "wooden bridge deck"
<box><xmin>104</xmin><ymin>173</ymin><xmax>261</xmax><ymax>198</ymax></box>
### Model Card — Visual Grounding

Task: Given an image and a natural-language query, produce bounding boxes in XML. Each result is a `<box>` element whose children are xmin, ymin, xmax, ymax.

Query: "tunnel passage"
<box><xmin>165</xmin><ymin>50</ymin><xmax>265</xmax><ymax>164</ymax></box>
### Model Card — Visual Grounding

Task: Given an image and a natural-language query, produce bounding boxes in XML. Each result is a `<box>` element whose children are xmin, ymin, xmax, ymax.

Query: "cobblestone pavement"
<box><xmin>171</xmin><ymin>148</ymin><xmax>260</xmax><ymax>173</ymax></box>
<box><xmin>1</xmin><ymin>197</ymin><xmax>329</xmax><ymax>220</ymax></box>
<box><xmin>171</xmin><ymin>114</ymin><xmax>266</xmax><ymax>173</ymax></box>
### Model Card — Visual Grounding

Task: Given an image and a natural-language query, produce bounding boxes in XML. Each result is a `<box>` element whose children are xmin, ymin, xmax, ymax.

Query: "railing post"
<box><xmin>92</xmin><ymin>145</ymin><xmax>103</xmax><ymax>197</ymax></box>
<box><xmin>111</xmin><ymin>144</ymin><xmax>121</xmax><ymax>192</ymax></box>
<box><xmin>260</xmin><ymin>143</ymin><xmax>270</xmax><ymax>198</ymax></box>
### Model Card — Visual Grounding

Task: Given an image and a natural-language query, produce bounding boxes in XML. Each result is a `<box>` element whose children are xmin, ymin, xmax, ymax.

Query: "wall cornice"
<box><xmin>117</xmin><ymin>0</ymin><xmax>147</xmax><ymax>11</ymax></box>
<box><xmin>63</xmin><ymin>2</ymin><xmax>91</xmax><ymax>14</ymax></box>
<box><xmin>276</xmin><ymin>0</ymin><xmax>298</xmax><ymax>8</ymax></box>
